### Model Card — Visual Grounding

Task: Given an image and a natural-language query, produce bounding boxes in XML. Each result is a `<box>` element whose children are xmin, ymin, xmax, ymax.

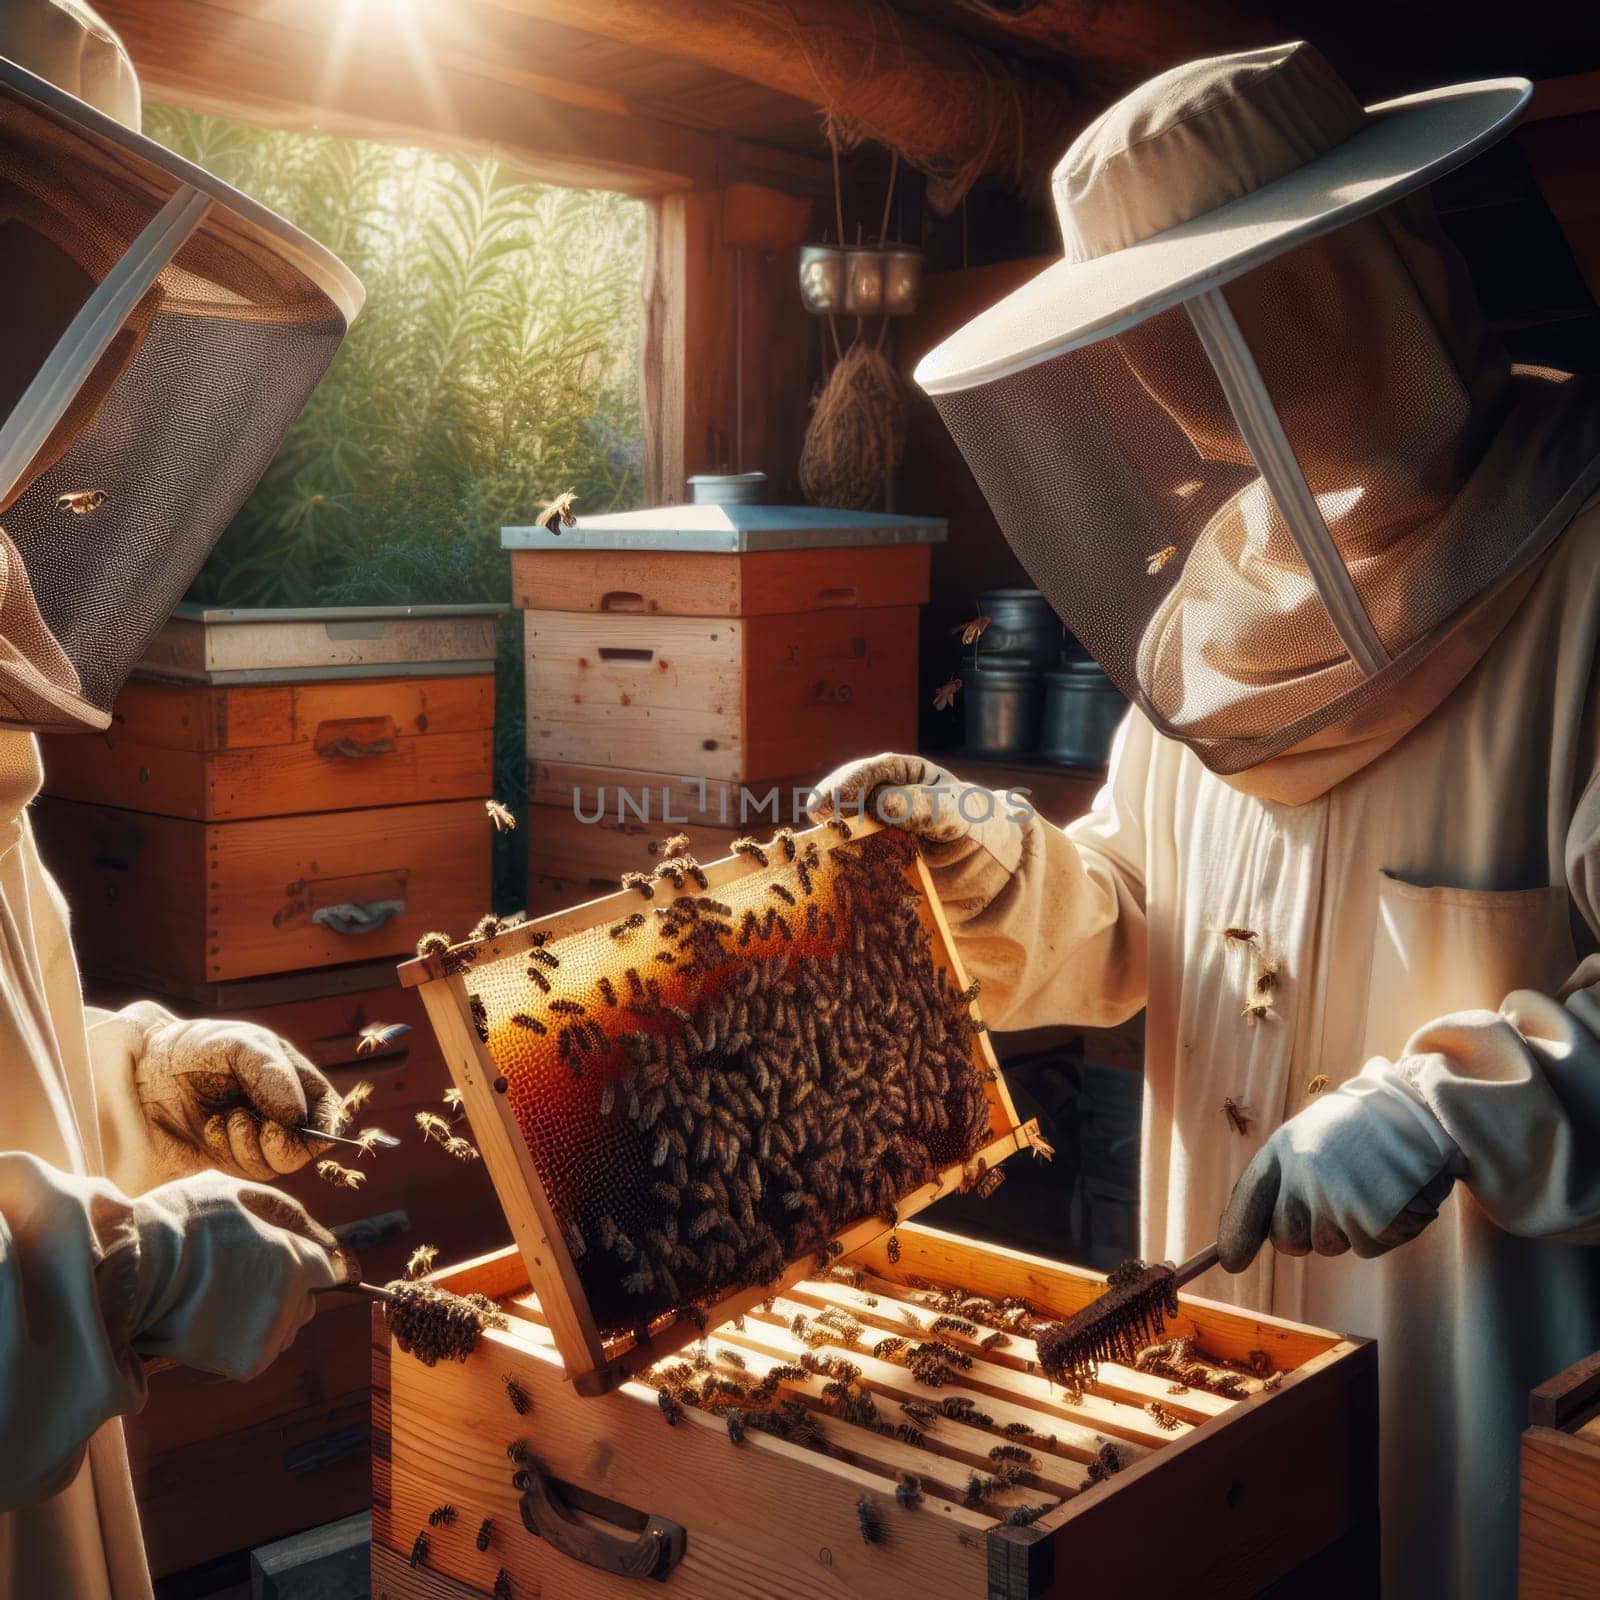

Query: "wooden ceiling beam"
<box><xmin>474</xmin><ymin>0</ymin><xmax>1079</xmax><ymax>208</ymax></box>
<box><xmin>95</xmin><ymin>0</ymin><xmax>827</xmax><ymax>196</ymax></box>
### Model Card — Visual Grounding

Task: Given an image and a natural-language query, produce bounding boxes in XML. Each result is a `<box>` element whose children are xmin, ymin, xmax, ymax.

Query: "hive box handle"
<box><xmin>519</xmin><ymin>1458</ymin><xmax>687</xmax><ymax>1581</ymax></box>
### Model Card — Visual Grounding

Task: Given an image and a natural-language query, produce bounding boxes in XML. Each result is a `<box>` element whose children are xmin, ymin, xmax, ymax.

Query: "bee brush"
<box><xmin>1036</xmin><ymin>1243</ymin><xmax>1220</xmax><ymax>1389</ymax></box>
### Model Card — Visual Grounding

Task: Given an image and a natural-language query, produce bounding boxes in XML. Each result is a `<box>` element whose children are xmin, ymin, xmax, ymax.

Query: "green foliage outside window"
<box><xmin>145</xmin><ymin>106</ymin><xmax>649</xmax><ymax>905</ymax></box>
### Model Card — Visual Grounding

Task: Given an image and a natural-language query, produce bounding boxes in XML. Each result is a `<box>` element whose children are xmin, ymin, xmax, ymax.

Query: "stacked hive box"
<box><xmin>34</xmin><ymin>603</ymin><xmax>511</xmax><ymax>1576</ymax></box>
<box><xmin>504</xmin><ymin>502</ymin><xmax>945</xmax><ymax>913</ymax></box>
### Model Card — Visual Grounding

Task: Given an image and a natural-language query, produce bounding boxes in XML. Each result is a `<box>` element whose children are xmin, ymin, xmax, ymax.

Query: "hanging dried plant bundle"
<box><xmin>799</xmin><ymin>340</ymin><xmax>908</xmax><ymax>511</ymax></box>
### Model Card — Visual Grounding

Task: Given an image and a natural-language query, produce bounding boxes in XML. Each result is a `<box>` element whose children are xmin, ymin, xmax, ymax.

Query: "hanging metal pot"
<box><xmin>798</xmin><ymin>244</ymin><xmax>846</xmax><ymax>315</ymax></box>
<box><xmin>843</xmin><ymin>248</ymin><xmax>885</xmax><ymax>315</ymax></box>
<box><xmin>882</xmin><ymin>248</ymin><xmax>924</xmax><ymax>316</ymax></box>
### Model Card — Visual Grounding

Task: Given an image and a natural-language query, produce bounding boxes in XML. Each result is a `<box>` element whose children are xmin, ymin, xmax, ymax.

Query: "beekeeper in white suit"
<box><xmin>818</xmin><ymin>41</ymin><xmax>1600</xmax><ymax>1600</ymax></box>
<box><xmin>0</xmin><ymin>5</ymin><xmax>366</xmax><ymax>1597</ymax></box>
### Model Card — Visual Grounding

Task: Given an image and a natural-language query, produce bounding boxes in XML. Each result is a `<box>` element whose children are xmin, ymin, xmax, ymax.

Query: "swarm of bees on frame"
<box><xmin>427</xmin><ymin>827</ymin><xmax>1001</xmax><ymax>1337</ymax></box>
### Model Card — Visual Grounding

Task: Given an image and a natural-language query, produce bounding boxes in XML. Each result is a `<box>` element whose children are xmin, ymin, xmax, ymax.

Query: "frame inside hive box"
<box><xmin>372</xmin><ymin>1224</ymin><xmax>1377</xmax><ymax>1599</ymax></box>
<box><xmin>397</xmin><ymin>819</ymin><xmax>1044</xmax><ymax>1394</ymax></box>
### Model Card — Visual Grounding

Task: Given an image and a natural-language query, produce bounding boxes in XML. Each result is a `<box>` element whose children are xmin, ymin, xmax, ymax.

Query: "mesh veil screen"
<box><xmin>458</xmin><ymin>830</ymin><xmax>1003</xmax><ymax>1339</ymax></box>
<box><xmin>0</xmin><ymin>86</ymin><xmax>347</xmax><ymax>723</ymax></box>
<box><xmin>931</xmin><ymin>207</ymin><xmax>1593</xmax><ymax>772</ymax></box>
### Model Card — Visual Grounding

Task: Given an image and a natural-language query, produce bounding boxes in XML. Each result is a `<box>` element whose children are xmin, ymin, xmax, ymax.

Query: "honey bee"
<box><xmin>873</xmin><ymin>1335</ymin><xmax>908</xmax><ymax>1361</ymax></box>
<box><xmin>356</xmin><ymin>1022</ymin><xmax>409</xmax><ymax>1055</ymax></box>
<box><xmin>932</xmin><ymin>677</ymin><xmax>963</xmax><ymax>712</ymax></box>
<box><xmin>549</xmin><ymin>997</ymin><xmax>587</xmax><ymax>1016</ymax></box>
<box><xmin>485</xmin><ymin>799</ymin><xmax>517</xmax><ymax>833</ymax></box>
<box><xmin>445</xmin><ymin>1136</ymin><xmax>481</xmax><ymax>1162</ymax></box>
<box><xmin>657</xmin><ymin>1389</ymin><xmax>683</xmax><ymax>1425</ymax></box>
<box><xmin>1253</xmin><ymin>959</ymin><xmax>1281</xmax><ymax>994</ymax></box>
<box><xmin>1307</xmin><ymin>1074</ymin><xmax>1330</xmax><ymax>1096</ymax></box>
<box><xmin>493</xmin><ymin>1568</ymin><xmax>514</xmax><ymax>1600</ymax></box>
<box><xmin>315</xmin><ymin>1160</ymin><xmax>366</xmax><ymax>1189</ymax></box>
<box><xmin>1223</xmin><ymin>1097</ymin><xmax>1252</xmax><ymax>1135</ymax></box>
<box><xmin>1145</xmin><ymin>545</ymin><xmax>1177</xmax><ymax>575</ymax></box>
<box><xmin>774</xmin><ymin>828</ymin><xmax>797</xmax><ymax>863</ymax></box>
<box><xmin>989</xmin><ymin>1444</ymin><xmax>1035</xmax><ymax>1464</ymax></box>
<box><xmin>471</xmin><ymin>913</ymin><xmax>506</xmax><ymax>941</ymax></box>
<box><xmin>724</xmin><ymin>1411</ymin><xmax>745</xmax><ymax>1444</ymax></box>
<box><xmin>529</xmin><ymin>947</ymin><xmax>560</xmax><ymax>971</ymax></box>
<box><xmin>415</xmin><ymin>931</ymin><xmax>452</xmax><ymax>959</ymax></box>
<box><xmin>654</xmin><ymin>860</ymin><xmax>685</xmax><ymax>889</ymax></box>
<box><xmin>56</xmin><ymin>488</ymin><xmax>108</xmax><ymax>516</ymax></box>
<box><xmin>510</xmin><ymin>1011</ymin><xmax>546</xmax><ymax>1035</ymax></box>
<box><xmin>610</xmin><ymin>912</ymin><xmax>646</xmax><ymax>938</ymax></box>
<box><xmin>415</xmin><ymin>1115</ymin><xmax>451</xmax><ymax>1150</ymax></box>
<box><xmin>525</xmin><ymin>964</ymin><xmax>551</xmax><ymax>995</ymax></box>
<box><xmin>952</xmin><ymin>613</ymin><xmax>992</xmax><ymax>647</ymax></box>
<box><xmin>598</xmin><ymin>976</ymin><xmax>618</xmax><ymax>1008</ymax></box>
<box><xmin>655</xmin><ymin>832</ymin><xmax>691</xmax><ymax>858</ymax></box>
<box><xmin>501</xmin><ymin>1373</ymin><xmax>532</xmax><ymax>1415</ymax></box>
<box><xmin>974</xmin><ymin>1168</ymin><xmax>1006</xmax><ymax>1200</ymax></box>
<box><xmin>731</xmin><ymin>836</ymin><xmax>769</xmax><ymax>868</ymax></box>
<box><xmin>886</xmin><ymin>1234</ymin><xmax>901</xmax><ymax>1266</ymax></box>
<box><xmin>768</xmin><ymin>883</ymin><xmax>796</xmax><ymax>906</ymax></box>
<box><xmin>428</xmin><ymin>1504</ymin><xmax>456</xmax><ymax>1527</ymax></box>
<box><xmin>854</xmin><ymin>1497</ymin><xmax>886</xmax><ymax>1545</ymax></box>
<box><xmin>409</xmin><ymin>1531</ymin><xmax>429</xmax><ymax>1569</ymax></box>
<box><xmin>1223</xmin><ymin>926</ymin><xmax>1258</xmax><ymax>946</ymax></box>
<box><xmin>338</xmin><ymin>1080</ymin><xmax>375</xmax><ymax>1125</ymax></box>
<box><xmin>476</xmin><ymin>1517</ymin><xmax>493</xmax><ymax>1551</ymax></box>
<box><xmin>537</xmin><ymin>488</ymin><xmax>579</xmax><ymax>534</ymax></box>
<box><xmin>892</xmin><ymin>1470</ymin><xmax>923</xmax><ymax>1509</ymax></box>
<box><xmin>1241</xmin><ymin>1002</ymin><xmax>1273</xmax><ymax>1025</ymax></box>
<box><xmin>406</xmin><ymin>1244</ymin><xmax>439</xmax><ymax>1280</ymax></box>
<box><xmin>979</xmin><ymin>1330</ymin><xmax>1011</xmax><ymax>1352</ymax></box>
<box><xmin>621</xmin><ymin>871</ymin><xmax>655</xmax><ymax>899</ymax></box>
<box><xmin>507</xmin><ymin>1438</ymin><xmax>530</xmax><ymax>1465</ymax></box>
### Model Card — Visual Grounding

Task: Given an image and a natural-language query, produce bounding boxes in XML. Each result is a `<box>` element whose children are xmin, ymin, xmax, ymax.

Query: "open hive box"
<box><xmin>371</xmin><ymin>1225</ymin><xmax>1377</xmax><ymax>1598</ymax></box>
<box><xmin>381</xmin><ymin>823</ymin><xmax>1377</xmax><ymax>1597</ymax></box>
<box><xmin>397</xmin><ymin>820</ymin><xmax>1045</xmax><ymax>1393</ymax></box>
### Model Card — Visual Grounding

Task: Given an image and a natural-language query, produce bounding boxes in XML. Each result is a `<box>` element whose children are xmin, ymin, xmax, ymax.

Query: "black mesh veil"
<box><xmin>0</xmin><ymin>62</ymin><xmax>358</xmax><ymax>731</ymax></box>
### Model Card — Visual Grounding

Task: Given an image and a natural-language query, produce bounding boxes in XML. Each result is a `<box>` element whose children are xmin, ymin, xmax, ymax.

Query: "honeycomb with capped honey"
<box><xmin>445</xmin><ymin>828</ymin><xmax>1003</xmax><ymax>1337</ymax></box>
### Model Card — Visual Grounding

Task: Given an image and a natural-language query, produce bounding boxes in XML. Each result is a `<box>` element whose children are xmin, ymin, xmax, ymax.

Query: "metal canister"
<box><xmin>1039</xmin><ymin>657</ymin><xmax>1126</xmax><ymax>768</ymax></box>
<box><xmin>978</xmin><ymin>589</ymin><xmax>1060</xmax><ymax>669</ymax></box>
<box><xmin>962</xmin><ymin>653</ymin><xmax>1043</xmax><ymax>758</ymax></box>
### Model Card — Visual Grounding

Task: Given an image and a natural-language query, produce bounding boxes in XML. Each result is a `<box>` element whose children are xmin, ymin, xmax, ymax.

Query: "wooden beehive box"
<box><xmin>1520</xmin><ymin>1348</ymin><xmax>1600</xmax><ymax>1597</ymax></box>
<box><xmin>399</xmin><ymin>820</ymin><xmax>1045</xmax><ymax>1395</ymax></box>
<box><xmin>371</xmin><ymin>1224</ymin><xmax>1377</xmax><ymax>1599</ymax></box>
<box><xmin>35</xmin><ymin>604</ymin><xmax>500</xmax><ymax>992</ymax></box>
<box><xmin>505</xmin><ymin>504</ymin><xmax>942</xmax><ymax>785</ymax></box>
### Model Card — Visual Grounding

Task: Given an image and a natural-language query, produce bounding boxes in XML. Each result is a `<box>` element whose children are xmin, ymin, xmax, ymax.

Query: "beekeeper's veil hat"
<box><xmin>918</xmin><ymin>42</ymin><xmax>1600</xmax><ymax>777</ymax></box>
<box><xmin>0</xmin><ymin>0</ymin><xmax>362</xmax><ymax>732</ymax></box>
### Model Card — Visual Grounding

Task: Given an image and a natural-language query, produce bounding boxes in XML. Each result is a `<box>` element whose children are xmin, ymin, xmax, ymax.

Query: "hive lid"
<box><xmin>135</xmin><ymin>602</ymin><xmax>506</xmax><ymax>684</ymax></box>
<box><xmin>398</xmin><ymin>819</ymin><xmax>1043</xmax><ymax>1394</ymax></box>
<box><xmin>501</xmin><ymin>503</ymin><xmax>947</xmax><ymax>553</ymax></box>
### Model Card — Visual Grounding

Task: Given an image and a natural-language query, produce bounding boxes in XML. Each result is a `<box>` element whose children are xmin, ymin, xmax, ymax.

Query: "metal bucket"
<box><xmin>962</xmin><ymin>653</ymin><xmax>1042</xmax><ymax>758</ymax></box>
<box><xmin>978</xmin><ymin>589</ymin><xmax>1060</xmax><ymax>669</ymax></box>
<box><xmin>1039</xmin><ymin>658</ymin><xmax>1126</xmax><ymax>768</ymax></box>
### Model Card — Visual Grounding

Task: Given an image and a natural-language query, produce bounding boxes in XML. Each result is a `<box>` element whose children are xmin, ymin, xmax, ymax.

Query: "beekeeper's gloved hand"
<box><xmin>130</xmin><ymin>1170</ymin><xmax>355</xmax><ymax>1378</ymax></box>
<box><xmin>1218</xmin><ymin>1062</ymin><xmax>1464</xmax><ymax>1271</ymax></box>
<box><xmin>112</xmin><ymin>1002</ymin><xmax>342</xmax><ymax>1183</ymax></box>
<box><xmin>808</xmin><ymin>752</ymin><xmax>1024</xmax><ymax>861</ymax></box>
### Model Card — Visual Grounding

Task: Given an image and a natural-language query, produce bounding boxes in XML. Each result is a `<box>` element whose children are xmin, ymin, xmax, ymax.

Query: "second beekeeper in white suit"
<box><xmin>0</xmin><ymin>6</ymin><xmax>366</xmax><ymax>1597</ymax></box>
<box><xmin>817</xmin><ymin>41</ymin><xmax>1600</xmax><ymax>1600</ymax></box>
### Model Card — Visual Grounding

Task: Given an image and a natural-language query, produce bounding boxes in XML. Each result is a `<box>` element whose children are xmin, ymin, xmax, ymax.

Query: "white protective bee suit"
<box><xmin>820</xmin><ymin>42</ymin><xmax>1600</xmax><ymax>1600</ymax></box>
<box><xmin>0</xmin><ymin>6</ymin><xmax>365</xmax><ymax>1597</ymax></box>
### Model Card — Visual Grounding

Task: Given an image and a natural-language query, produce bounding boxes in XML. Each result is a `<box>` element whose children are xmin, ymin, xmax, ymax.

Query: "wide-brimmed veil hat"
<box><xmin>917</xmin><ymin>42</ymin><xmax>1600</xmax><ymax>780</ymax></box>
<box><xmin>0</xmin><ymin>1</ymin><xmax>363</xmax><ymax>732</ymax></box>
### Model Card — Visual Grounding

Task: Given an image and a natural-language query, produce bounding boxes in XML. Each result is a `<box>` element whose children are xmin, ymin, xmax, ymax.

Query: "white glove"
<box><xmin>129</xmin><ymin>1005</ymin><xmax>342</xmax><ymax>1183</ymax></box>
<box><xmin>807</xmin><ymin>752</ymin><xmax>1024</xmax><ymax>860</ymax></box>
<box><xmin>1217</xmin><ymin>1062</ymin><xmax>1463</xmax><ymax>1271</ymax></box>
<box><xmin>130</xmin><ymin>1171</ymin><xmax>354</xmax><ymax>1380</ymax></box>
